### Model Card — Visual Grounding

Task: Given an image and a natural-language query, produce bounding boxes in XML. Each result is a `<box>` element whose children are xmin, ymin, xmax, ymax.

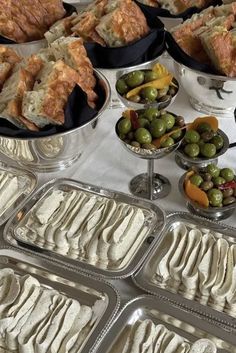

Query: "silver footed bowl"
<box><xmin>175</xmin><ymin>129</ymin><xmax>229</xmax><ymax>170</ymax></box>
<box><xmin>116</xmin><ymin>117</ymin><xmax>183</xmax><ymax>160</ymax></box>
<box><xmin>0</xmin><ymin>69</ymin><xmax>111</xmax><ymax>173</ymax></box>
<box><xmin>174</xmin><ymin>61</ymin><xmax>236</xmax><ymax>117</ymax></box>
<box><xmin>116</xmin><ymin>70</ymin><xmax>179</xmax><ymax>111</ymax></box>
<box><xmin>179</xmin><ymin>173</ymin><xmax>236</xmax><ymax>220</ymax></box>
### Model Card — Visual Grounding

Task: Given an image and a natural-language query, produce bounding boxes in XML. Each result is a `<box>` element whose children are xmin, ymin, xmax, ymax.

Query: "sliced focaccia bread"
<box><xmin>44</xmin><ymin>13</ymin><xmax>77</xmax><ymax>44</ymax></box>
<box><xmin>0</xmin><ymin>15</ymin><xmax>28</xmax><ymax>43</ymax></box>
<box><xmin>200</xmin><ymin>26</ymin><xmax>236</xmax><ymax>76</ymax></box>
<box><xmin>22</xmin><ymin>60</ymin><xmax>80</xmax><ymax>127</ymax></box>
<box><xmin>0</xmin><ymin>63</ymin><xmax>11</xmax><ymax>89</ymax></box>
<box><xmin>0</xmin><ymin>68</ymin><xmax>38</xmax><ymax>130</ymax></box>
<box><xmin>38</xmin><ymin>0</ymin><xmax>66</xmax><ymax>26</ymax></box>
<box><xmin>0</xmin><ymin>46</ymin><xmax>21</xmax><ymax>66</ymax></box>
<box><xmin>95</xmin><ymin>0</ymin><xmax>149</xmax><ymax>47</ymax></box>
<box><xmin>50</xmin><ymin>37</ymin><xmax>97</xmax><ymax>107</ymax></box>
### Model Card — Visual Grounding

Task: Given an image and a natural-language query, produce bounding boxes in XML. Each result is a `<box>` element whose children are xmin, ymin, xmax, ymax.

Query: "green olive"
<box><xmin>175</xmin><ymin>116</ymin><xmax>185</xmax><ymax>127</ymax></box>
<box><xmin>211</xmin><ymin>135</ymin><xmax>224</xmax><ymax>150</ymax></box>
<box><xmin>127</xmin><ymin>131</ymin><xmax>134</xmax><ymax>140</ymax></box>
<box><xmin>161</xmin><ymin>113</ymin><xmax>175</xmax><ymax>130</ymax></box>
<box><xmin>197</xmin><ymin>122</ymin><xmax>212</xmax><ymax>134</ymax></box>
<box><xmin>223</xmin><ymin>196</ymin><xmax>236</xmax><ymax>206</ymax></box>
<box><xmin>206</xmin><ymin>164</ymin><xmax>220</xmax><ymax>178</ymax></box>
<box><xmin>150</xmin><ymin>119</ymin><xmax>167</xmax><ymax>138</ymax></box>
<box><xmin>144</xmin><ymin>70</ymin><xmax>159</xmax><ymax>83</ymax></box>
<box><xmin>189</xmin><ymin>174</ymin><xmax>203</xmax><ymax>187</ymax></box>
<box><xmin>128</xmin><ymin>95</ymin><xmax>141</xmax><ymax>103</ymax></box>
<box><xmin>202</xmin><ymin>172</ymin><xmax>212</xmax><ymax>181</ymax></box>
<box><xmin>143</xmin><ymin>107</ymin><xmax>160</xmax><ymax>121</ymax></box>
<box><xmin>118</xmin><ymin>118</ymin><xmax>132</xmax><ymax>135</ymax></box>
<box><xmin>220</xmin><ymin>168</ymin><xmax>235</xmax><ymax>182</ymax></box>
<box><xmin>207</xmin><ymin>188</ymin><xmax>223</xmax><ymax>207</ymax></box>
<box><xmin>131</xmin><ymin>141</ymin><xmax>141</xmax><ymax>148</ymax></box>
<box><xmin>184</xmin><ymin>143</ymin><xmax>200</xmax><ymax>158</ymax></box>
<box><xmin>138</xmin><ymin>118</ymin><xmax>150</xmax><ymax>128</ymax></box>
<box><xmin>200</xmin><ymin>143</ymin><xmax>217</xmax><ymax>158</ymax></box>
<box><xmin>212</xmin><ymin>176</ymin><xmax>226</xmax><ymax>186</ymax></box>
<box><xmin>134</xmin><ymin>128</ymin><xmax>152</xmax><ymax>144</ymax></box>
<box><xmin>201</xmin><ymin>131</ymin><xmax>214</xmax><ymax>142</ymax></box>
<box><xmin>140</xmin><ymin>87</ymin><xmax>158</xmax><ymax>102</ymax></box>
<box><xmin>184</xmin><ymin>130</ymin><xmax>200</xmax><ymax>144</ymax></box>
<box><xmin>160</xmin><ymin>137</ymin><xmax>175</xmax><ymax>148</ymax></box>
<box><xmin>158</xmin><ymin>87</ymin><xmax>169</xmax><ymax>98</ymax></box>
<box><xmin>223</xmin><ymin>188</ymin><xmax>234</xmax><ymax>198</ymax></box>
<box><xmin>200</xmin><ymin>180</ymin><xmax>214</xmax><ymax>191</ymax></box>
<box><xmin>142</xmin><ymin>143</ymin><xmax>156</xmax><ymax>150</ymax></box>
<box><xmin>170</xmin><ymin>126</ymin><xmax>182</xmax><ymax>140</ymax></box>
<box><xmin>168</xmin><ymin>87</ymin><xmax>177</xmax><ymax>96</ymax></box>
<box><xmin>116</xmin><ymin>79</ymin><xmax>129</xmax><ymax>95</ymax></box>
<box><xmin>125</xmin><ymin>70</ymin><xmax>145</xmax><ymax>88</ymax></box>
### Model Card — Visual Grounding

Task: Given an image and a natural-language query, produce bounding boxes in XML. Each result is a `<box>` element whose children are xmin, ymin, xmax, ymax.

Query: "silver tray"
<box><xmin>133</xmin><ymin>212</ymin><xmax>236</xmax><ymax>330</ymax></box>
<box><xmin>94</xmin><ymin>295</ymin><xmax>236</xmax><ymax>353</ymax></box>
<box><xmin>0</xmin><ymin>246</ymin><xmax>120</xmax><ymax>353</ymax></box>
<box><xmin>0</xmin><ymin>161</ymin><xmax>37</xmax><ymax>226</ymax></box>
<box><xmin>4</xmin><ymin>178</ymin><xmax>165</xmax><ymax>279</ymax></box>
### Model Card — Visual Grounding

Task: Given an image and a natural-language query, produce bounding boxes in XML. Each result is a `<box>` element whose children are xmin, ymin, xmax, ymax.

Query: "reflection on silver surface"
<box><xmin>174</xmin><ymin>62</ymin><xmax>236</xmax><ymax>117</ymax></box>
<box><xmin>0</xmin><ymin>71</ymin><xmax>110</xmax><ymax>173</ymax></box>
<box><xmin>0</xmin><ymin>161</ymin><xmax>37</xmax><ymax>226</ymax></box>
<box><xmin>94</xmin><ymin>295</ymin><xmax>236</xmax><ymax>353</ymax></box>
<box><xmin>133</xmin><ymin>212</ymin><xmax>236</xmax><ymax>330</ymax></box>
<box><xmin>0</xmin><ymin>247</ymin><xmax>120</xmax><ymax>353</ymax></box>
<box><xmin>4</xmin><ymin>178</ymin><xmax>165</xmax><ymax>279</ymax></box>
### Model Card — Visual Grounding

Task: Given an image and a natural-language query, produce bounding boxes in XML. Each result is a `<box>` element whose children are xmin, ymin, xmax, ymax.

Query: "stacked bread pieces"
<box><xmin>45</xmin><ymin>0</ymin><xmax>150</xmax><ymax>48</ymax></box>
<box><xmin>171</xmin><ymin>1</ymin><xmax>236</xmax><ymax>76</ymax></box>
<box><xmin>0</xmin><ymin>0</ymin><xmax>66</xmax><ymax>43</ymax></box>
<box><xmin>137</xmin><ymin>0</ymin><xmax>213</xmax><ymax>13</ymax></box>
<box><xmin>0</xmin><ymin>38</ymin><xmax>97</xmax><ymax>131</ymax></box>
<box><xmin>0</xmin><ymin>46</ymin><xmax>21</xmax><ymax>89</ymax></box>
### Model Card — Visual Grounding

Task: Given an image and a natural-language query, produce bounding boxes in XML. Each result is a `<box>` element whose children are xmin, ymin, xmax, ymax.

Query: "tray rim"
<box><xmin>132</xmin><ymin>211</ymin><xmax>236</xmax><ymax>331</ymax></box>
<box><xmin>0</xmin><ymin>160</ymin><xmax>37</xmax><ymax>226</ymax></box>
<box><xmin>93</xmin><ymin>294</ymin><xmax>236</xmax><ymax>353</ymax></box>
<box><xmin>0</xmin><ymin>245</ymin><xmax>121</xmax><ymax>353</ymax></box>
<box><xmin>3</xmin><ymin>177</ymin><xmax>166</xmax><ymax>279</ymax></box>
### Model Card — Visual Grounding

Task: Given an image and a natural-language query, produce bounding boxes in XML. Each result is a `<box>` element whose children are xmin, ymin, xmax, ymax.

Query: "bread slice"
<box><xmin>0</xmin><ymin>62</ymin><xmax>11</xmax><ymax>89</ymax></box>
<box><xmin>200</xmin><ymin>26</ymin><xmax>236</xmax><ymax>76</ymax></box>
<box><xmin>44</xmin><ymin>13</ymin><xmax>77</xmax><ymax>44</ymax></box>
<box><xmin>95</xmin><ymin>0</ymin><xmax>149</xmax><ymax>47</ymax></box>
<box><xmin>0</xmin><ymin>68</ymin><xmax>38</xmax><ymax>129</ymax></box>
<box><xmin>50</xmin><ymin>37</ymin><xmax>97</xmax><ymax>107</ymax></box>
<box><xmin>0</xmin><ymin>45</ymin><xmax>21</xmax><ymax>66</ymax></box>
<box><xmin>22</xmin><ymin>60</ymin><xmax>79</xmax><ymax>127</ymax></box>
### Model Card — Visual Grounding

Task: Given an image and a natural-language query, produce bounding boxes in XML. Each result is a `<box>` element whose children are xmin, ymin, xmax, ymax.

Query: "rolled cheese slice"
<box><xmin>189</xmin><ymin>339</ymin><xmax>217</xmax><ymax>353</ymax></box>
<box><xmin>35</xmin><ymin>190</ymin><xmax>65</xmax><ymax>224</ymax></box>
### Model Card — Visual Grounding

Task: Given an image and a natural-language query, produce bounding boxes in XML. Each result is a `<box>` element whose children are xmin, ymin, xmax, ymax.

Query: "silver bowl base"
<box><xmin>129</xmin><ymin>173</ymin><xmax>171</xmax><ymax>200</ymax></box>
<box><xmin>189</xmin><ymin>97</ymin><xmax>234</xmax><ymax>117</ymax></box>
<box><xmin>175</xmin><ymin>154</ymin><xmax>218</xmax><ymax>171</ymax></box>
<box><xmin>20</xmin><ymin>153</ymin><xmax>81</xmax><ymax>173</ymax></box>
<box><xmin>186</xmin><ymin>202</ymin><xmax>235</xmax><ymax>221</ymax></box>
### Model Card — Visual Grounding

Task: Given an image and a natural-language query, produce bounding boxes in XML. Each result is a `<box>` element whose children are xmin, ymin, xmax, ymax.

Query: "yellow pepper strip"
<box><xmin>126</xmin><ymin>74</ymin><xmax>173</xmax><ymax>99</ymax></box>
<box><xmin>152</xmin><ymin>125</ymin><xmax>187</xmax><ymax>148</ymax></box>
<box><xmin>152</xmin><ymin>63</ymin><xmax>170</xmax><ymax>78</ymax></box>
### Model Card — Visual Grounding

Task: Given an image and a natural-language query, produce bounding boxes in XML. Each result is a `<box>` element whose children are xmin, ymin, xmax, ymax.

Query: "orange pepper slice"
<box><xmin>184</xmin><ymin>171</ymin><xmax>209</xmax><ymax>208</ymax></box>
<box><xmin>190</xmin><ymin>116</ymin><xmax>218</xmax><ymax>132</ymax></box>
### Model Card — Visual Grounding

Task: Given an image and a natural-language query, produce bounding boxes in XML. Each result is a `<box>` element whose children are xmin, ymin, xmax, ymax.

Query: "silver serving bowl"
<box><xmin>0</xmin><ymin>69</ymin><xmax>110</xmax><ymax>173</ymax></box>
<box><xmin>115</xmin><ymin>70</ymin><xmax>179</xmax><ymax>111</ymax></box>
<box><xmin>175</xmin><ymin>129</ymin><xmax>229</xmax><ymax>170</ymax></box>
<box><xmin>174</xmin><ymin>61</ymin><xmax>236</xmax><ymax>117</ymax></box>
<box><xmin>179</xmin><ymin>173</ymin><xmax>236</xmax><ymax>220</ymax></box>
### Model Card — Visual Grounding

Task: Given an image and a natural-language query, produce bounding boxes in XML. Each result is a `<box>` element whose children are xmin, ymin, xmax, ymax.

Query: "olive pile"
<box><xmin>117</xmin><ymin>108</ymin><xmax>185</xmax><ymax>150</ymax></box>
<box><xmin>189</xmin><ymin>164</ymin><xmax>236</xmax><ymax>207</ymax></box>
<box><xmin>116</xmin><ymin>70</ymin><xmax>178</xmax><ymax>104</ymax></box>
<box><xmin>181</xmin><ymin>123</ymin><xmax>224</xmax><ymax>158</ymax></box>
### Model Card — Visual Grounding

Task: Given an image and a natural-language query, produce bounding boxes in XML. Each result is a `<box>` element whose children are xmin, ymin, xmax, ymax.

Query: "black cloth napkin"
<box><xmin>0</xmin><ymin>2</ymin><xmax>76</xmax><ymax>44</ymax></box>
<box><xmin>0</xmin><ymin>78</ymin><xmax>106</xmax><ymax>138</ymax></box>
<box><xmin>135</xmin><ymin>0</ymin><xmax>222</xmax><ymax>20</ymax></box>
<box><xmin>165</xmin><ymin>31</ymin><xmax>219</xmax><ymax>75</ymax></box>
<box><xmin>84</xmin><ymin>15</ymin><xmax>166</xmax><ymax>69</ymax></box>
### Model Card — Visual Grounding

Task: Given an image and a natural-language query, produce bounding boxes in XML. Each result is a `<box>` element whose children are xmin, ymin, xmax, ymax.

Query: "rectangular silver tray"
<box><xmin>133</xmin><ymin>212</ymin><xmax>236</xmax><ymax>330</ymax></box>
<box><xmin>0</xmin><ymin>246</ymin><xmax>120</xmax><ymax>353</ymax></box>
<box><xmin>0</xmin><ymin>161</ymin><xmax>37</xmax><ymax>226</ymax></box>
<box><xmin>94</xmin><ymin>295</ymin><xmax>236</xmax><ymax>353</ymax></box>
<box><xmin>4</xmin><ymin>178</ymin><xmax>165</xmax><ymax>279</ymax></box>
